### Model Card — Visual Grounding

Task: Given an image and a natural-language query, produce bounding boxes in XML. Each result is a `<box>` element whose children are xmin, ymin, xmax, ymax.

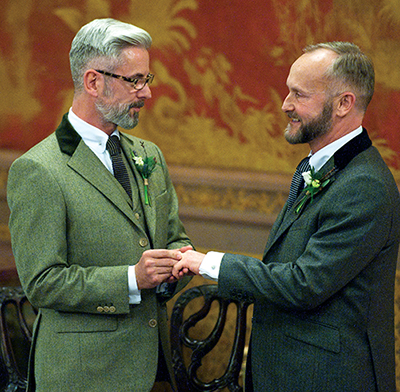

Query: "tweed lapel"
<box><xmin>264</xmin><ymin>128</ymin><xmax>372</xmax><ymax>255</ymax></box>
<box><xmin>120</xmin><ymin>134</ymin><xmax>157</xmax><ymax>243</ymax></box>
<box><xmin>55</xmin><ymin>114</ymin><xmax>139</xmax><ymax>226</ymax></box>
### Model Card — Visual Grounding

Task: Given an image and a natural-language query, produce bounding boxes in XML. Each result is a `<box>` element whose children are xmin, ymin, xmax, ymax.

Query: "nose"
<box><xmin>137</xmin><ymin>84</ymin><xmax>152</xmax><ymax>99</ymax></box>
<box><xmin>281</xmin><ymin>93</ymin><xmax>293</xmax><ymax>113</ymax></box>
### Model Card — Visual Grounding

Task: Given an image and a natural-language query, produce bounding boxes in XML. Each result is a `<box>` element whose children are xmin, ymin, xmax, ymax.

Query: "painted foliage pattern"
<box><xmin>0</xmin><ymin>0</ymin><xmax>399</xmax><ymax>180</ymax></box>
<box><xmin>1</xmin><ymin>0</ymin><xmax>400</xmax><ymax>388</ymax></box>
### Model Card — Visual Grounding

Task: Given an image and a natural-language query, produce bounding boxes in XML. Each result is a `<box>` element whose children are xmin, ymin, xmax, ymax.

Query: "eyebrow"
<box><xmin>128</xmin><ymin>72</ymin><xmax>147</xmax><ymax>79</ymax></box>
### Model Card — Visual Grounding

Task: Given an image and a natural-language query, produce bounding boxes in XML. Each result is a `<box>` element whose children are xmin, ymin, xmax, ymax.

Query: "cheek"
<box><xmin>298</xmin><ymin>101</ymin><xmax>323</xmax><ymax>121</ymax></box>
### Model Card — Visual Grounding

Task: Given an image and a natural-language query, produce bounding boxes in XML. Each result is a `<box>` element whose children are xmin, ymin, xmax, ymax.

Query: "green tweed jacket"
<box><xmin>7</xmin><ymin>114</ymin><xmax>192</xmax><ymax>392</ymax></box>
<box><xmin>219</xmin><ymin>129</ymin><xmax>400</xmax><ymax>392</ymax></box>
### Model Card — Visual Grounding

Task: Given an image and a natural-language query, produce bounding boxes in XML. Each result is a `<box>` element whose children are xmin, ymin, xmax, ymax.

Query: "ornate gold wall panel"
<box><xmin>0</xmin><ymin>0</ymin><xmax>399</xmax><ymax>180</ymax></box>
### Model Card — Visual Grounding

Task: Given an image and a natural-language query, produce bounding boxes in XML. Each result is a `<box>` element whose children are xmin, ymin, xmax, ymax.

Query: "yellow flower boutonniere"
<box><xmin>131</xmin><ymin>142</ymin><xmax>161</xmax><ymax>205</ymax></box>
<box><xmin>295</xmin><ymin>167</ymin><xmax>335</xmax><ymax>214</ymax></box>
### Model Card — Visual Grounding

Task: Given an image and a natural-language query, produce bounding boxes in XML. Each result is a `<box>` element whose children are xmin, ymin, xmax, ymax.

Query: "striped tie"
<box><xmin>286</xmin><ymin>156</ymin><xmax>310</xmax><ymax>211</ymax></box>
<box><xmin>106</xmin><ymin>135</ymin><xmax>132</xmax><ymax>199</ymax></box>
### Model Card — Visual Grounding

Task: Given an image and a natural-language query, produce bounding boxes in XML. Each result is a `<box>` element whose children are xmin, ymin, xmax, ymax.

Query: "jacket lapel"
<box><xmin>68</xmin><ymin>142</ymin><xmax>138</xmax><ymax>223</ymax></box>
<box><xmin>120</xmin><ymin>134</ymin><xmax>157</xmax><ymax>244</ymax></box>
<box><xmin>264</xmin><ymin>128</ymin><xmax>372</xmax><ymax>256</ymax></box>
<box><xmin>55</xmin><ymin>114</ymin><xmax>138</xmax><ymax>226</ymax></box>
<box><xmin>265</xmin><ymin>157</ymin><xmax>337</xmax><ymax>254</ymax></box>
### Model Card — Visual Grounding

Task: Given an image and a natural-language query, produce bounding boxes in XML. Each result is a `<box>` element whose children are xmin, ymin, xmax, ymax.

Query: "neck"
<box><xmin>72</xmin><ymin>97</ymin><xmax>116</xmax><ymax>136</ymax></box>
<box><xmin>309</xmin><ymin>117</ymin><xmax>363</xmax><ymax>153</ymax></box>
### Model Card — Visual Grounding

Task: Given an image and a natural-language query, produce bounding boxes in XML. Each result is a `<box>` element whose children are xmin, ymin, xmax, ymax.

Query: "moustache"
<box><xmin>130</xmin><ymin>101</ymin><xmax>145</xmax><ymax>109</ymax></box>
<box><xmin>288</xmin><ymin>112</ymin><xmax>301</xmax><ymax>121</ymax></box>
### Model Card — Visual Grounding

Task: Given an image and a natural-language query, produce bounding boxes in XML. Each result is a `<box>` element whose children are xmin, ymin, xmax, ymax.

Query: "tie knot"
<box><xmin>106</xmin><ymin>135</ymin><xmax>121</xmax><ymax>156</ymax></box>
<box><xmin>296</xmin><ymin>156</ymin><xmax>311</xmax><ymax>173</ymax></box>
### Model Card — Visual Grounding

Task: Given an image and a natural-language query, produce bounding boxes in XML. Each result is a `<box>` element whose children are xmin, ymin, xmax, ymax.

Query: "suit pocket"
<box><xmin>284</xmin><ymin>318</ymin><xmax>341</xmax><ymax>353</ymax></box>
<box><xmin>52</xmin><ymin>311</ymin><xmax>118</xmax><ymax>333</ymax></box>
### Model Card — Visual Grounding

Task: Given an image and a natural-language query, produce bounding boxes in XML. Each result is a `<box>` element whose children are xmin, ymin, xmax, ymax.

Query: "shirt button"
<box><xmin>135</xmin><ymin>213</ymin><xmax>140</xmax><ymax>220</ymax></box>
<box><xmin>139</xmin><ymin>238</ymin><xmax>148</xmax><ymax>247</ymax></box>
<box><xmin>149</xmin><ymin>319</ymin><xmax>157</xmax><ymax>328</ymax></box>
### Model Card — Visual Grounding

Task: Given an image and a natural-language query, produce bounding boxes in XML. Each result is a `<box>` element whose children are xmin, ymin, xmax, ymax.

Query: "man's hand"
<box><xmin>135</xmin><ymin>249</ymin><xmax>183</xmax><ymax>290</ymax></box>
<box><xmin>172</xmin><ymin>250</ymin><xmax>206</xmax><ymax>279</ymax></box>
<box><xmin>163</xmin><ymin>245</ymin><xmax>194</xmax><ymax>283</ymax></box>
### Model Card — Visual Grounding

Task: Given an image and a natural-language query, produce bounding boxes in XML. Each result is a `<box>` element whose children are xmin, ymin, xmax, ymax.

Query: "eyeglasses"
<box><xmin>95</xmin><ymin>70</ymin><xmax>154</xmax><ymax>91</ymax></box>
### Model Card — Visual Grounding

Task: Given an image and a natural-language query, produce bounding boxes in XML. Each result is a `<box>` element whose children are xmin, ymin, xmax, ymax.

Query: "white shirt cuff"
<box><xmin>128</xmin><ymin>265</ymin><xmax>141</xmax><ymax>304</ymax></box>
<box><xmin>199</xmin><ymin>251</ymin><xmax>224</xmax><ymax>281</ymax></box>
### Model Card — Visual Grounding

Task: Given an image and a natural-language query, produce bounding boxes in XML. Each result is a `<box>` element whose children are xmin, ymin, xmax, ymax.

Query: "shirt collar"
<box><xmin>68</xmin><ymin>108</ymin><xmax>120</xmax><ymax>154</ymax></box>
<box><xmin>309</xmin><ymin>126</ymin><xmax>363</xmax><ymax>172</ymax></box>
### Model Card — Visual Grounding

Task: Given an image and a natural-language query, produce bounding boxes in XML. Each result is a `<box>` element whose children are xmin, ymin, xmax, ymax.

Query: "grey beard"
<box><xmin>95</xmin><ymin>100</ymin><xmax>140</xmax><ymax>130</ymax></box>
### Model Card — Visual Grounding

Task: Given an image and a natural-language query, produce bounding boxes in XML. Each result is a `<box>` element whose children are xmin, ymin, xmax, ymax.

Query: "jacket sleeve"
<box><xmin>7</xmin><ymin>155</ymin><xmax>131</xmax><ymax>314</ymax></box>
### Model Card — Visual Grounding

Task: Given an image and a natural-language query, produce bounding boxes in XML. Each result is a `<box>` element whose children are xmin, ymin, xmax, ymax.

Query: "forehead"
<box><xmin>117</xmin><ymin>46</ymin><xmax>150</xmax><ymax>74</ymax></box>
<box><xmin>287</xmin><ymin>49</ymin><xmax>337</xmax><ymax>92</ymax></box>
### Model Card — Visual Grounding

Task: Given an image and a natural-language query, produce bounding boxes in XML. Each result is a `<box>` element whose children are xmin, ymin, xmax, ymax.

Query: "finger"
<box><xmin>179</xmin><ymin>245</ymin><xmax>193</xmax><ymax>253</ymax></box>
<box><xmin>165</xmin><ymin>275</ymin><xmax>177</xmax><ymax>283</ymax></box>
<box><xmin>156</xmin><ymin>267</ymin><xmax>173</xmax><ymax>275</ymax></box>
<box><xmin>145</xmin><ymin>257</ymin><xmax>179</xmax><ymax>268</ymax></box>
<box><xmin>155</xmin><ymin>272</ymin><xmax>175</xmax><ymax>283</ymax></box>
<box><xmin>143</xmin><ymin>249</ymin><xmax>183</xmax><ymax>260</ymax></box>
<box><xmin>172</xmin><ymin>265</ymin><xmax>182</xmax><ymax>279</ymax></box>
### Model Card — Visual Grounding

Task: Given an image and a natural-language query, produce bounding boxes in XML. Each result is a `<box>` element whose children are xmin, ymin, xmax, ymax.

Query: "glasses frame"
<box><xmin>95</xmin><ymin>69</ymin><xmax>154</xmax><ymax>91</ymax></box>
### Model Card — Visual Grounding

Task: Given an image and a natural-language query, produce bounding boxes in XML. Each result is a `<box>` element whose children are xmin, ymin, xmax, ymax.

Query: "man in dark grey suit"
<box><xmin>173</xmin><ymin>42</ymin><xmax>400</xmax><ymax>391</ymax></box>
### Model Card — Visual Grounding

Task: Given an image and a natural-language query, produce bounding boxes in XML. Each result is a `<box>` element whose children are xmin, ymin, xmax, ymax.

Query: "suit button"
<box><xmin>97</xmin><ymin>306</ymin><xmax>104</xmax><ymax>313</ymax></box>
<box><xmin>149</xmin><ymin>319</ymin><xmax>157</xmax><ymax>328</ymax></box>
<box><xmin>103</xmin><ymin>306</ymin><xmax>110</xmax><ymax>312</ymax></box>
<box><xmin>135</xmin><ymin>213</ymin><xmax>140</xmax><ymax>220</ymax></box>
<box><xmin>109</xmin><ymin>306</ymin><xmax>116</xmax><ymax>313</ymax></box>
<box><xmin>139</xmin><ymin>238</ymin><xmax>148</xmax><ymax>247</ymax></box>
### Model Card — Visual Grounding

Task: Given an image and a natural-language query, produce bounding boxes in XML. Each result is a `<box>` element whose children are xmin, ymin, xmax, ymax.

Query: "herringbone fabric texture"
<box><xmin>286</xmin><ymin>156</ymin><xmax>310</xmax><ymax>211</ymax></box>
<box><xmin>106</xmin><ymin>135</ymin><xmax>132</xmax><ymax>199</ymax></box>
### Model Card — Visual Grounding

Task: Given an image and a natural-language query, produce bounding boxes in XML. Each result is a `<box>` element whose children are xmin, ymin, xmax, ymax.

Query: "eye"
<box><xmin>130</xmin><ymin>78</ymin><xmax>139</xmax><ymax>87</ymax></box>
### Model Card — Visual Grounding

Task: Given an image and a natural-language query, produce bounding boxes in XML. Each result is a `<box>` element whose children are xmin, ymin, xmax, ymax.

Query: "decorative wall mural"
<box><xmin>0</xmin><ymin>0</ymin><xmax>399</xmax><ymax>180</ymax></box>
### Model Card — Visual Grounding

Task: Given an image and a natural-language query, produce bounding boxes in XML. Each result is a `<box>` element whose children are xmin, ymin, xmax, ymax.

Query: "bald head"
<box><xmin>303</xmin><ymin>42</ymin><xmax>375</xmax><ymax>113</ymax></box>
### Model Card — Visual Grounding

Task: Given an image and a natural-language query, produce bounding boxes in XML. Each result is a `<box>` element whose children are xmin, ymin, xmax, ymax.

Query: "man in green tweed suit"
<box><xmin>7</xmin><ymin>18</ymin><xmax>192</xmax><ymax>392</ymax></box>
<box><xmin>173</xmin><ymin>42</ymin><xmax>400</xmax><ymax>391</ymax></box>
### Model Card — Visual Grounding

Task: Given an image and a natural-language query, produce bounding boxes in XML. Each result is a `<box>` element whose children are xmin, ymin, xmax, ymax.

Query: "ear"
<box><xmin>83</xmin><ymin>69</ymin><xmax>101</xmax><ymax>97</ymax></box>
<box><xmin>335</xmin><ymin>92</ymin><xmax>356</xmax><ymax>117</ymax></box>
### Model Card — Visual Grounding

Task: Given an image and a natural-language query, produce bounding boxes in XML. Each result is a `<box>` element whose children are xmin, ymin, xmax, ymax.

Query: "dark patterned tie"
<box><xmin>286</xmin><ymin>156</ymin><xmax>311</xmax><ymax>211</ymax></box>
<box><xmin>106</xmin><ymin>135</ymin><xmax>132</xmax><ymax>199</ymax></box>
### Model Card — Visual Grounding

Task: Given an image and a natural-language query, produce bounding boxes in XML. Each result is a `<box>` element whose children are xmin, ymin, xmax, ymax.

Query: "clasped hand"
<box><xmin>135</xmin><ymin>246</ymin><xmax>206</xmax><ymax>289</ymax></box>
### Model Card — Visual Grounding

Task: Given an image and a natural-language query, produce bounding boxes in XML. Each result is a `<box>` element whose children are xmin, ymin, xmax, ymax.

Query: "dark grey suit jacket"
<box><xmin>219</xmin><ymin>129</ymin><xmax>400</xmax><ymax>391</ymax></box>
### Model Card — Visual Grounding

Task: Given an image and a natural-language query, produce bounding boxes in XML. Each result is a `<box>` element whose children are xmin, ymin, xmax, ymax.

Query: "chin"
<box><xmin>284</xmin><ymin>126</ymin><xmax>304</xmax><ymax>145</ymax></box>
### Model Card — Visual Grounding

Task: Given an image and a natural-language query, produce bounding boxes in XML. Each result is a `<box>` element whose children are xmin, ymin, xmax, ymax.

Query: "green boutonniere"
<box><xmin>131</xmin><ymin>142</ymin><xmax>160</xmax><ymax>205</ymax></box>
<box><xmin>295</xmin><ymin>167</ymin><xmax>335</xmax><ymax>214</ymax></box>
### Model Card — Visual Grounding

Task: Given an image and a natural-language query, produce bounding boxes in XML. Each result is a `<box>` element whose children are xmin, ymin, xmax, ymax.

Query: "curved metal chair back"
<box><xmin>170</xmin><ymin>284</ymin><xmax>250</xmax><ymax>391</ymax></box>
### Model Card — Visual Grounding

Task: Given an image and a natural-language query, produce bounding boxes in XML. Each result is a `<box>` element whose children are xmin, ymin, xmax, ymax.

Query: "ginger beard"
<box><xmin>284</xmin><ymin>99</ymin><xmax>334</xmax><ymax>145</ymax></box>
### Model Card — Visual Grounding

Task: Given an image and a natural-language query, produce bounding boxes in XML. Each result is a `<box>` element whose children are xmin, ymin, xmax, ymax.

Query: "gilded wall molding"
<box><xmin>169</xmin><ymin>165</ymin><xmax>291</xmax><ymax>227</ymax></box>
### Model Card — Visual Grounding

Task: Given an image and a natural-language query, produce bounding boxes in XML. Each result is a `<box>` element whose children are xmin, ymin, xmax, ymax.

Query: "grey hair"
<box><xmin>69</xmin><ymin>18</ymin><xmax>152</xmax><ymax>93</ymax></box>
<box><xmin>303</xmin><ymin>42</ymin><xmax>375</xmax><ymax>112</ymax></box>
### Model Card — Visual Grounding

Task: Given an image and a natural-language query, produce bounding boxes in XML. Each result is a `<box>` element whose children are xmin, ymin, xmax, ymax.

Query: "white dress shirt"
<box><xmin>68</xmin><ymin>109</ymin><xmax>141</xmax><ymax>303</ymax></box>
<box><xmin>200</xmin><ymin>126</ymin><xmax>363</xmax><ymax>281</ymax></box>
